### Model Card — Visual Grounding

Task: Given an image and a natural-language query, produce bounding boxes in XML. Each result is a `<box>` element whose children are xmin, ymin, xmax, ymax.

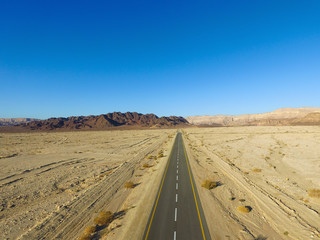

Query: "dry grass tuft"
<box><xmin>158</xmin><ymin>150</ymin><xmax>164</xmax><ymax>158</ymax></box>
<box><xmin>78</xmin><ymin>234</ymin><xmax>92</xmax><ymax>240</ymax></box>
<box><xmin>124</xmin><ymin>181</ymin><xmax>135</xmax><ymax>189</ymax></box>
<box><xmin>143</xmin><ymin>163</ymin><xmax>152</xmax><ymax>168</ymax></box>
<box><xmin>84</xmin><ymin>225</ymin><xmax>97</xmax><ymax>235</ymax></box>
<box><xmin>93</xmin><ymin>211</ymin><xmax>113</xmax><ymax>226</ymax></box>
<box><xmin>308</xmin><ymin>189</ymin><xmax>320</xmax><ymax>198</ymax></box>
<box><xmin>201</xmin><ymin>180</ymin><xmax>217</xmax><ymax>190</ymax></box>
<box><xmin>252</xmin><ymin>168</ymin><xmax>262</xmax><ymax>173</ymax></box>
<box><xmin>237</xmin><ymin>206</ymin><xmax>252</xmax><ymax>213</ymax></box>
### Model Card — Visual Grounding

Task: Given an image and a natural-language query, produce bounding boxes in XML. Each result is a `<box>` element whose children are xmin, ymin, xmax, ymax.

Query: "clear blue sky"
<box><xmin>1</xmin><ymin>0</ymin><xmax>320</xmax><ymax>119</ymax></box>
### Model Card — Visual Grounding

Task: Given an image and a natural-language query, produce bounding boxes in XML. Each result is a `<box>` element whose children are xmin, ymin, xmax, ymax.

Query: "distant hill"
<box><xmin>0</xmin><ymin>118</ymin><xmax>37</xmax><ymax>126</ymax></box>
<box><xmin>187</xmin><ymin>107</ymin><xmax>320</xmax><ymax>126</ymax></box>
<box><xmin>0</xmin><ymin>112</ymin><xmax>189</xmax><ymax>132</ymax></box>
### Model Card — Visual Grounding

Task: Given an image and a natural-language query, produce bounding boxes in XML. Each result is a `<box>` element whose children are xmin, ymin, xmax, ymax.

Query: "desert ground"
<box><xmin>1</xmin><ymin>126</ymin><xmax>320</xmax><ymax>240</ymax></box>
<box><xmin>183</xmin><ymin>126</ymin><xmax>320</xmax><ymax>240</ymax></box>
<box><xmin>0</xmin><ymin>129</ymin><xmax>176</xmax><ymax>240</ymax></box>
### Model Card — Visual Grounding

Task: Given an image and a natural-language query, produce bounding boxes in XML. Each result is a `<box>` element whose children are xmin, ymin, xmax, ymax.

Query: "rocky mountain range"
<box><xmin>186</xmin><ymin>107</ymin><xmax>320</xmax><ymax>126</ymax></box>
<box><xmin>2</xmin><ymin>107</ymin><xmax>320</xmax><ymax>132</ymax></box>
<box><xmin>0</xmin><ymin>118</ymin><xmax>37</xmax><ymax>126</ymax></box>
<box><xmin>0</xmin><ymin>112</ymin><xmax>189</xmax><ymax>132</ymax></box>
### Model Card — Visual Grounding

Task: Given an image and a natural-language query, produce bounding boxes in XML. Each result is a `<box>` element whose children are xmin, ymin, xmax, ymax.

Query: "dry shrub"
<box><xmin>124</xmin><ymin>181</ymin><xmax>135</xmax><ymax>189</ymax></box>
<box><xmin>308</xmin><ymin>189</ymin><xmax>320</xmax><ymax>198</ymax></box>
<box><xmin>252</xmin><ymin>168</ymin><xmax>262</xmax><ymax>173</ymax></box>
<box><xmin>93</xmin><ymin>211</ymin><xmax>113</xmax><ymax>226</ymax></box>
<box><xmin>78</xmin><ymin>233</ymin><xmax>91</xmax><ymax>240</ymax></box>
<box><xmin>84</xmin><ymin>225</ymin><xmax>96</xmax><ymax>234</ymax></box>
<box><xmin>147</xmin><ymin>155</ymin><xmax>153</xmax><ymax>159</ymax></box>
<box><xmin>201</xmin><ymin>180</ymin><xmax>217</xmax><ymax>190</ymax></box>
<box><xmin>158</xmin><ymin>151</ymin><xmax>164</xmax><ymax>158</ymax></box>
<box><xmin>237</xmin><ymin>206</ymin><xmax>251</xmax><ymax>213</ymax></box>
<box><xmin>143</xmin><ymin>163</ymin><xmax>152</xmax><ymax>168</ymax></box>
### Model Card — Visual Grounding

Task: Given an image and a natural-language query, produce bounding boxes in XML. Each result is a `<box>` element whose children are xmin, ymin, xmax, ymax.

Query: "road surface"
<box><xmin>143</xmin><ymin>132</ymin><xmax>211</xmax><ymax>240</ymax></box>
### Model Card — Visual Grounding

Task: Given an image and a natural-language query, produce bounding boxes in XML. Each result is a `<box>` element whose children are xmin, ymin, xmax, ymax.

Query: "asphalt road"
<box><xmin>143</xmin><ymin>132</ymin><xmax>211</xmax><ymax>240</ymax></box>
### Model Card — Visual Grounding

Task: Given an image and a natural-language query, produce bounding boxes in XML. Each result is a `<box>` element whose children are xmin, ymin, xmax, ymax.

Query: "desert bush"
<box><xmin>158</xmin><ymin>150</ymin><xmax>164</xmax><ymax>158</ymax></box>
<box><xmin>201</xmin><ymin>180</ymin><xmax>217</xmax><ymax>190</ymax></box>
<box><xmin>143</xmin><ymin>163</ymin><xmax>152</xmax><ymax>168</ymax></box>
<box><xmin>147</xmin><ymin>155</ymin><xmax>153</xmax><ymax>159</ymax></box>
<box><xmin>237</xmin><ymin>206</ymin><xmax>252</xmax><ymax>213</ymax></box>
<box><xmin>78</xmin><ymin>234</ymin><xmax>91</xmax><ymax>240</ymax></box>
<box><xmin>124</xmin><ymin>181</ymin><xmax>135</xmax><ymax>189</ymax></box>
<box><xmin>84</xmin><ymin>225</ymin><xmax>96</xmax><ymax>234</ymax></box>
<box><xmin>93</xmin><ymin>211</ymin><xmax>113</xmax><ymax>226</ymax></box>
<box><xmin>252</xmin><ymin>168</ymin><xmax>262</xmax><ymax>173</ymax></box>
<box><xmin>308</xmin><ymin>189</ymin><xmax>320</xmax><ymax>198</ymax></box>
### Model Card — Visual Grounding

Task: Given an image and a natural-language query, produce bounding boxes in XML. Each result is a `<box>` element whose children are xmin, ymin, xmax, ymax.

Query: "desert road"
<box><xmin>143</xmin><ymin>132</ymin><xmax>211</xmax><ymax>240</ymax></box>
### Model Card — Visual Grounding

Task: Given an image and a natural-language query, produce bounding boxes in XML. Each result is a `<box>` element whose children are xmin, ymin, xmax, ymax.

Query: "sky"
<box><xmin>1</xmin><ymin>0</ymin><xmax>320</xmax><ymax>119</ymax></box>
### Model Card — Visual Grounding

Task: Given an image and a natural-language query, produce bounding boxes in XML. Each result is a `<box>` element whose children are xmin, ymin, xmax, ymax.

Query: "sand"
<box><xmin>0</xmin><ymin>129</ymin><xmax>176</xmax><ymax>240</ymax></box>
<box><xmin>2</xmin><ymin>126</ymin><xmax>319</xmax><ymax>240</ymax></box>
<box><xmin>183</xmin><ymin>126</ymin><xmax>320</xmax><ymax>240</ymax></box>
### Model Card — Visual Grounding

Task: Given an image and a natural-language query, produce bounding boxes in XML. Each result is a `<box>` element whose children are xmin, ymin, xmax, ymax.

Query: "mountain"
<box><xmin>0</xmin><ymin>118</ymin><xmax>37</xmax><ymax>126</ymax></box>
<box><xmin>0</xmin><ymin>112</ymin><xmax>189</xmax><ymax>132</ymax></box>
<box><xmin>186</xmin><ymin>107</ymin><xmax>320</xmax><ymax>126</ymax></box>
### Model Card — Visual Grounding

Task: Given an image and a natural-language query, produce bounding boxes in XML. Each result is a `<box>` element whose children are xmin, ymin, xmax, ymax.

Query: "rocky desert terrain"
<box><xmin>0</xmin><ymin>129</ymin><xmax>176</xmax><ymax>240</ymax></box>
<box><xmin>187</xmin><ymin>107</ymin><xmax>320</xmax><ymax>126</ymax></box>
<box><xmin>183</xmin><ymin>126</ymin><xmax>320</xmax><ymax>240</ymax></box>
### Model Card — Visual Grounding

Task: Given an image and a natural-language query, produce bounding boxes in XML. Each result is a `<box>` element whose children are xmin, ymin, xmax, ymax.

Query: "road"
<box><xmin>143</xmin><ymin>132</ymin><xmax>211</xmax><ymax>240</ymax></box>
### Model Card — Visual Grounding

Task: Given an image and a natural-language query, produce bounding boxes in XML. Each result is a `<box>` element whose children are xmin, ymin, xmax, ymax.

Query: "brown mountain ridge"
<box><xmin>0</xmin><ymin>112</ymin><xmax>189</xmax><ymax>132</ymax></box>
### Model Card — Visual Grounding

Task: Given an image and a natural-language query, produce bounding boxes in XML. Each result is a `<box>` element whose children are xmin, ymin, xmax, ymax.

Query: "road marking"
<box><xmin>176</xmin><ymin>183</ymin><xmax>178</xmax><ymax>190</ymax></box>
<box><xmin>144</xmin><ymin>137</ymin><xmax>175</xmax><ymax>240</ymax></box>
<box><xmin>183</xmin><ymin>140</ymin><xmax>206</xmax><ymax>240</ymax></box>
<box><xmin>174</xmin><ymin>231</ymin><xmax>176</xmax><ymax>240</ymax></box>
<box><xmin>176</xmin><ymin>175</ymin><xmax>178</xmax><ymax>181</ymax></box>
<box><xmin>176</xmin><ymin>194</ymin><xmax>178</xmax><ymax>202</ymax></box>
<box><xmin>174</xmin><ymin>208</ymin><xmax>177</xmax><ymax>221</ymax></box>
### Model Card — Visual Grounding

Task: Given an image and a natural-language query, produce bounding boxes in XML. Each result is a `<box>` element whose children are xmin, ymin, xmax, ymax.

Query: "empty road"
<box><xmin>143</xmin><ymin>132</ymin><xmax>211</xmax><ymax>240</ymax></box>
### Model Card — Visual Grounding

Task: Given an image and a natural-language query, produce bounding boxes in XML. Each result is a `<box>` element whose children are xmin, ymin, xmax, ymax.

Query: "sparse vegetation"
<box><xmin>252</xmin><ymin>168</ymin><xmax>262</xmax><ymax>173</ymax></box>
<box><xmin>84</xmin><ymin>225</ymin><xmax>97</xmax><ymax>234</ymax></box>
<box><xmin>201</xmin><ymin>180</ymin><xmax>217</xmax><ymax>190</ymax></box>
<box><xmin>283</xmin><ymin>231</ymin><xmax>289</xmax><ymax>236</ymax></box>
<box><xmin>93</xmin><ymin>211</ymin><xmax>114</xmax><ymax>226</ymax></box>
<box><xmin>78</xmin><ymin>234</ymin><xmax>92</xmax><ymax>240</ymax></box>
<box><xmin>237</xmin><ymin>206</ymin><xmax>252</xmax><ymax>213</ymax></box>
<box><xmin>143</xmin><ymin>163</ymin><xmax>152</xmax><ymax>168</ymax></box>
<box><xmin>124</xmin><ymin>181</ymin><xmax>135</xmax><ymax>189</ymax></box>
<box><xmin>158</xmin><ymin>150</ymin><xmax>164</xmax><ymax>158</ymax></box>
<box><xmin>308</xmin><ymin>189</ymin><xmax>320</xmax><ymax>198</ymax></box>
